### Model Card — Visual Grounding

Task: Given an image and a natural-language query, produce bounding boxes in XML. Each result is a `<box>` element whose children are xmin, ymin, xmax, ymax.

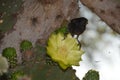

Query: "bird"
<box><xmin>68</xmin><ymin>17</ymin><xmax>88</xmax><ymax>47</ymax></box>
<box><xmin>68</xmin><ymin>17</ymin><xmax>88</xmax><ymax>38</ymax></box>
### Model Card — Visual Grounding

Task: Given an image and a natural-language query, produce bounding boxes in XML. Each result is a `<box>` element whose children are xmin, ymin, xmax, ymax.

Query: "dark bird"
<box><xmin>68</xmin><ymin>17</ymin><xmax>88</xmax><ymax>38</ymax></box>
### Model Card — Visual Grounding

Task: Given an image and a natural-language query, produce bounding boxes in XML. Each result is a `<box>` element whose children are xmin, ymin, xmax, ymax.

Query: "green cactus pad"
<box><xmin>0</xmin><ymin>0</ymin><xmax>23</xmax><ymax>32</ymax></box>
<box><xmin>2</xmin><ymin>45</ymin><xmax>80</xmax><ymax>80</ymax></box>
<box><xmin>55</xmin><ymin>26</ymin><xmax>68</xmax><ymax>34</ymax></box>
<box><xmin>19</xmin><ymin>45</ymin><xmax>80</xmax><ymax>80</ymax></box>
<box><xmin>2</xmin><ymin>47</ymin><xmax>17</xmax><ymax>68</ymax></box>
<box><xmin>10</xmin><ymin>71</ymin><xmax>24</xmax><ymax>80</ymax></box>
<box><xmin>20</xmin><ymin>40</ymin><xmax>33</xmax><ymax>51</ymax></box>
<box><xmin>82</xmin><ymin>70</ymin><xmax>99</xmax><ymax>80</ymax></box>
<box><xmin>54</xmin><ymin>20</ymin><xmax>68</xmax><ymax>34</ymax></box>
<box><xmin>2</xmin><ymin>47</ymin><xmax>17</xmax><ymax>59</ymax></box>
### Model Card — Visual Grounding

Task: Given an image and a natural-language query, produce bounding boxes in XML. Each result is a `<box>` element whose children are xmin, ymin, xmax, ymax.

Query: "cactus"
<box><xmin>20</xmin><ymin>40</ymin><xmax>33</xmax><ymax>52</ymax></box>
<box><xmin>54</xmin><ymin>20</ymin><xmax>69</xmax><ymax>37</ymax></box>
<box><xmin>55</xmin><ymin>25</ymin><xmax>68</xmax><ymax>34</ymax></box>
<box><xmin>1</xmin><ymin>23</ymin><xmax>81</xmax><ymax>79</ymax></box>
<box><xmin>0</xmin><ymin>56</ymin><xmax>9</xmax><ymax>75</ymax></box>
<box><xmin>0</xmin><ymin>0</ymin><xmax>23</xmax><ymax>32</ymax></box>
<box><xmin>0</xmin><ymin>28</ymin><xmax>81</xmax><ymax>80</ymax></box>
<box><xmin>2</xmin><ymin>47</ymin><xmax>17</xmax><ymax>68</ymax></box>
<box><xmin>20</xmin><ymin>40</ymin><xmax>33</xmax><ymax>63</ymax></box>
<box><xmin>9</xmin><ymin>70</ymin><xmax>24</xmax><ymax>80</ymax></box>
<box><xmin>19</xmin><ymin>45</ymin><xmax>80</xmax><ymax>80</ymax></box>
<box><xmin>19</xmin><ymin>25</ymin><xmax>82</xmax><ymax>79</ymax></box>
<box><xmin>82</xmin><ymin>70</ymin><xmax>99</xmax><ymax>80</ymax></box>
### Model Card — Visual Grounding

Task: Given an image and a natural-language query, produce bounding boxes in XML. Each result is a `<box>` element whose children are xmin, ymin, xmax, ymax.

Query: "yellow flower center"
<box><xmin>58</xmin><ymin>45</ymin><xmax>68</xmax><ymax>59</ymax></box>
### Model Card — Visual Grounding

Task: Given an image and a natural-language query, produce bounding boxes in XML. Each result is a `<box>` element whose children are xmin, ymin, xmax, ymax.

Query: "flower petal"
<box><xmin>47</xmin><ymin>32</ymin><xmax>84</xmax><ymax>69</ymax></box>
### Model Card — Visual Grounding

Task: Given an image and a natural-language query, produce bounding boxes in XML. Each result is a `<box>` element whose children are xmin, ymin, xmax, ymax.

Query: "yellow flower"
<box><xmin>47</xmin><ymin>33</ymin><xmax>84</xmax><ymax>69</ymax></box>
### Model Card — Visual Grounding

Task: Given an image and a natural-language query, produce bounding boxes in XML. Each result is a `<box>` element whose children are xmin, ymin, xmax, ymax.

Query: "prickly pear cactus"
<box><xmin>19</xmin><ymin>23</ymin><xmax>82</xmax><ymax>80</ymax></box>
<box><xmin>20</xmin><ymin>40</ymin><xmax>33</xmax><ymax>51</ymax></box>
<box><xmin>2</xmin><ymin>47</ymin><xmax>17</xmax><ymax>68</ymax></box>
<box><xmin>82</xmin><ymin>70</ymin><xmax>99</xmax><ymax>80</ymax></box>
<box><xmin>21</xmin><ymin>44</ymin><xmax>80</xmax><ymax>80</ymax></box>
<box><xmin>0</xmin><ymin>0</ymin><xmax>23</xmax><ymax>32</ymax></box>
<box><xmin>9</xmin><ymin>70</ymin><xmax>24</xmax><ymax>80</ymax></box>
<box><xmin>54</xmin><ymin>20</ymin><xmax>69</xmax><ymax>36</ymax></box>
<box><xmin>0</xmin><ymin>21</ymin><xmax>81</xmax><ymax>80</ymax></box>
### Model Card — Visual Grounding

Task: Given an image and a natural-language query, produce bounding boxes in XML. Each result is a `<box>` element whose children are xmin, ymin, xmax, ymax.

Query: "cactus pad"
<box><xmin>0</xmin><ymin>0</ymin><xmax>23</xmax><ymax>32</ymax></box>
<box><xmin>20</xmin><ymin>40</ymin><xmax>33</xmax><ymax>51</ymax></box>
<box><xmin>21</xmin><ymin>45</ymin><xmax>80</xmax><ymax>80</ymax></box>
<box><xmin>2</xmin><ymin>47</ymin><xmax>17</xmax><ymax>68</ymax></box>
<box><xmin>82</xmin><ymin>70</ymin><xmax>99</xmax><ymax>80</ymax></box>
